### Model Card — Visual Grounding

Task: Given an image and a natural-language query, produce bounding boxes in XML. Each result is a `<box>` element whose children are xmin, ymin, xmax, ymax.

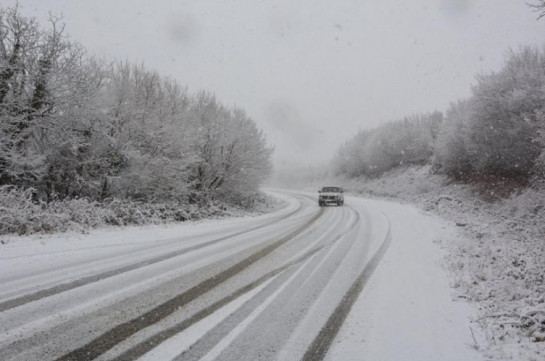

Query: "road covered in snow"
<box><xmin>0</xmin><ymin>190</ymin><xmax>482</xmax><ymax>361</ymax></box>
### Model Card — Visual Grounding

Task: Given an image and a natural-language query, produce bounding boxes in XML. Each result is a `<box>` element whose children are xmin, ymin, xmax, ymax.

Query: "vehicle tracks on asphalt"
<box><xmin>169</xmin><ymin>205</ymin><xmax>363</xmax><ymax>361</ymax></box>
<box><xmin>107</xmin><ymin>206</ymin><xmax>361</xmax><ymax>361</ymax></box>
<box><xmin>54</xmin><ymin>203</ymin><xmax>325</xmax><ymax>361</ymax></box>
<box><xmin>0</xmin><ymin>192</ymin><xmax>394</xmax><ymax>361</ymax></box>
<box><xmin>0</xmin><ymin>197</ymin><xmax>308</xmax><ymax>313</ymax></box>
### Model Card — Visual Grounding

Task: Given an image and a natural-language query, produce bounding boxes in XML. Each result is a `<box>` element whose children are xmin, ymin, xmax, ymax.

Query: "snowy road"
<box><xmin>0</xmin><ymin>190</ymin><xmax>480</xmax><ymax>361</ymax></box>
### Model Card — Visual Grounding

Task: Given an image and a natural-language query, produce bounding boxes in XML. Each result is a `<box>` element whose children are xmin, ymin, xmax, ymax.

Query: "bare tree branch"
<box><xmin>528</xmin><ymin>1</ymin><xmax>545</xmax><ymax>19</ymax></box>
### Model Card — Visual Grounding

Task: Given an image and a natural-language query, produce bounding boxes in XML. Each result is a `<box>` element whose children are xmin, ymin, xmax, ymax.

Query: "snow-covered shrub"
<box><xmin>0</xmin><ymin>186</ymin><xmax>40</xmax><ymax>235</ymax></box>
<box><xmin>0</xmin><ymin>185</ymin><xmax>72</xmax><ymax>234</ymax></box>
<box><xmin>104</xmin><ymin>199</ymin><xmax>155</xmax><ymax>226</ymax></box>
<box><xmin>0</xmin><ymin>183</ymin><xmax>271</xmax><ymax>235</ymax></box>
<box><xmin>53</xmin><ymin>198</ymin><xmax>110</xmax><ymax>228</ymax></box>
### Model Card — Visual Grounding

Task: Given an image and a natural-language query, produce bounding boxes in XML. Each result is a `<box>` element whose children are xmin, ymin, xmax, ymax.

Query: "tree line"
<box><xmin>334</xmin><ymin>112</ymin><xmax>442</xmax><ymax>178</ymax></box>
<box><xmin>335</xmin><ymin>46</ymin><xmax>545</xmax><ymax>186</ymax></box>
<box><xmin>0</xmin><ymin>6</ymin><xmax>272</xmax><ymax>208</ymax></box>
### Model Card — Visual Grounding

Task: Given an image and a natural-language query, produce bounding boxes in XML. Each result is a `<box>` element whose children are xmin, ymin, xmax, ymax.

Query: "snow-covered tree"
<box><xmin>0</xmin><ymin>6</ymin><xmax>103</xmax><ymax>197</ymax></box>
<box><xmin>186</xmin><ymin>92</ymin><xmax>272</xmax><ymax>204</ymax></box>
<box><xmin>1</xmin><ymin>6</ymin><xmax>273</xmax><ymax>209</ymax></box>
<box><xmin>529</xmin><ymin>1</ymin><xmax>545</xmax><ymax>19</ymax></box>
<box><xmin>467</xmin><ymin>47</ymin><xmax>543</xmax><ymax>180</ymax></box>
<box><xmin>433</xmin><ymin>47</ymin><xmax>545</xmax><ymax>183</ymax></box>
<box><xmin>433</xmin><ymin>99</ymin><xmax>474</xmax><ymax>178</ymax></box>
<box><xmin>334</xmin><ymin>112</ymin><xmax>442</xmax><ymax>178</ymax></box>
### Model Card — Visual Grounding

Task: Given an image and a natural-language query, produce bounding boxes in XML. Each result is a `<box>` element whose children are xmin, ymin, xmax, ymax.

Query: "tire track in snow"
<box><xmin>196</xmin><ymin>250</ymin><xmax>318</xmax><ymax>361</ymax></box>
<box><xmin>109</xmin><ymin>207</ymin><xmax>359</xmax><ymax>361</ymax></box>
<box><xmin>54</xmin><ymin>205</ymin><xmax>325</xmax><ymax>361</ymax></box>
<box><xmin>111</xmin><ymin>245</ymin><xmax>324</xmax><ymax>361</ymax></box>
<box><xmin>167</xmin><ymin>206</ymin><xmax>362</xmax><ymax>361</ymax></box>
<box><xmin>0</xmin><ymin>199</ymin><xmax>307</xmax><ymax>312</ymax></box>
<box><xmin>302</xmin><ymin>213</ymin><xmax>392</xmax><ymax>361</ymax></box>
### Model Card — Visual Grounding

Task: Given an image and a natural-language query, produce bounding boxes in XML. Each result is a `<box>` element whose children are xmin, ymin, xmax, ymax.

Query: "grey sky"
<box><xmin>7</xmin><ymin>0</ymin><xmax>545</xmax><ymax>169</ymax></box>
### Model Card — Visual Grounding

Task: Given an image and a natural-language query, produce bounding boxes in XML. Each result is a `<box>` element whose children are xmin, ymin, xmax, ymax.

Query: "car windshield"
<box><xmin>322</xmin><ymin>187</ymin><xmax>341</xmax><ymax>193</ymax></box>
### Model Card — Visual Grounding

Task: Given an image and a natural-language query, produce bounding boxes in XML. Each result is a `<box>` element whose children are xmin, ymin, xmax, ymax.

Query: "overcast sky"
<box><xmin>6</xmin><ymin>0</ymin><xmax>545</xmax><ymax>170</ymax></box>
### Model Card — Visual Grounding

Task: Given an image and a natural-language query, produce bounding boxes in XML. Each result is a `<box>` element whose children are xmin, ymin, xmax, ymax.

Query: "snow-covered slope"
<box><xmin>337</xmin><ymin>166</ymin><xmax>545</xmax><ymax>360</ymax></box>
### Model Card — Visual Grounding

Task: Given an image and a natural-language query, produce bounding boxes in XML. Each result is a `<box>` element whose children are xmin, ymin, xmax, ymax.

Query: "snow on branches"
<box><xmin>0</xmin><ymin>6</ymin><xmax>273</xmax><ymax>215</ymax></box>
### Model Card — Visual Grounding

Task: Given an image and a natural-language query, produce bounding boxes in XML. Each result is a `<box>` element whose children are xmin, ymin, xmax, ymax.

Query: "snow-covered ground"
<box><xmin>0</xmin><ymin>189</ymin><xmax>485</xmax><ymax>360</ymax></box>
<box><xmin>333</xmin><ymin>166</ymin><xmax>545</xmax><ymax>360</ymax></box>
<box><xmin>327</xmin><ymin>197</ymin><xmax>481</xmax><ymax>361</ymax></box>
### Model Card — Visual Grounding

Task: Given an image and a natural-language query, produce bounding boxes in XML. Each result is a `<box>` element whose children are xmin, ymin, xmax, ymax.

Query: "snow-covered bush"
<box><xmin>0</xmin><ymin>185</ymin><xmax>92</xmax><ymax>234</ymax></box>
<box><xmin>0</xmin><ymin>186</ymin><xmax>41</xmax><ymax>235</ymax></box>
<box><xmin>0</xmin><ymin>184</ymin><xmax>272</xmax><ymax>236</ymax></box>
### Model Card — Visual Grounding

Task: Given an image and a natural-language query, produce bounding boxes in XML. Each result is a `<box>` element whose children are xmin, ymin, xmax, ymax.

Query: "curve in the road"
<box><xmin>174</xmin><ymin>205</ymin><xmax>364</xmax><ymax>361</ymax></box>
<box><xmin>0</xmin><ymin>197</ymin><xmax>308</xmax><ymax>313</ymax></box>
<box><xmin>1</xmin><ymin>192</ymin><xmax>393</xmax><ymax>361</ymax></box>
<box><xmin>108</xmin><ymin>206</ymin><xmax>361</xmax><ymax>361</ymax></box>
<box><xmin>55</xmin><ymin>205</ymin><xmax>325</xmax><ymax>361</ymax></box>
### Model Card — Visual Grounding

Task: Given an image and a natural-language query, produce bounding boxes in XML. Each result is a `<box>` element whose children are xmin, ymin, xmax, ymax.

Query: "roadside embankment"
<box><xmin>339</xmin><ymin>165</ymin><xmax>545</xmax><ymax>360</ymax></box>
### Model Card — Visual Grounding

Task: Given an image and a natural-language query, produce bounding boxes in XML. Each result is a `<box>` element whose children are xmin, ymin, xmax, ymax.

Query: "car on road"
<box><xmin>318</xmin><ymin>186</ymin><xmax>344</xmax><ymax>206</ymax></box>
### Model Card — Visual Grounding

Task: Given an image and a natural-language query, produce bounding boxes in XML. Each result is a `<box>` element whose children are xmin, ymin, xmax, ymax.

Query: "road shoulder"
<box><xmin>327</xmin><ymin>197</ymin><xmax>483</xmax><ymax>361</ymax></box>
